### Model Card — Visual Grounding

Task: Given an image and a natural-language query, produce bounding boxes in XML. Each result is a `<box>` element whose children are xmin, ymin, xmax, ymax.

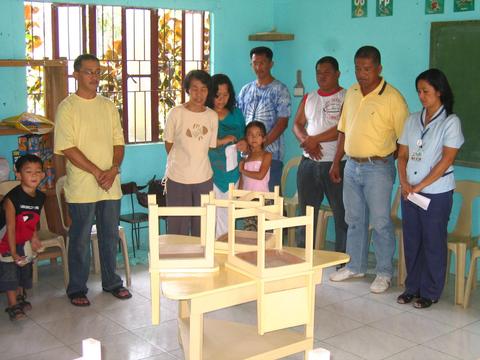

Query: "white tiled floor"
<box><xmin>2</xmin><ymin>261</ymin><xmax>480</xmax><ymax>360</ymax></box>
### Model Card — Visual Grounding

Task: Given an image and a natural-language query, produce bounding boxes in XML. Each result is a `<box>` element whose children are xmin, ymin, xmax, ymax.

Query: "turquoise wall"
<box><xmin>1</xmin><ymin>0</ymin><xmax>479</xmax><ymax>236</ymax></box>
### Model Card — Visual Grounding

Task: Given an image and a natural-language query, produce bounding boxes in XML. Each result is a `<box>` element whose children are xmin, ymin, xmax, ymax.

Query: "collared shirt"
<box><xmin>338</xmin><ymin>79</ymin><xmax>408</xmax><ymax>157</ymax></box>
<box><xmin>398</xmin><ymin>106</ymin><xmax>464</xmax><ymax>194</ymax></box>
<box><xmin>237</xmin><ymin>79</ymin><xmax>291</xmax><ymax>161</ymax></box>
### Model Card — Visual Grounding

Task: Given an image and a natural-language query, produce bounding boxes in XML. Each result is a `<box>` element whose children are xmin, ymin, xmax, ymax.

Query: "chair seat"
<box><xmin>120</xmin><ymin>212</ymin><xmax>148</xmax><ymax>223</ymax></box>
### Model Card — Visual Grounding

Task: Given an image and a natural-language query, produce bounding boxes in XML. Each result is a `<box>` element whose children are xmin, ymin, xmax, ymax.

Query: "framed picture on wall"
<box><xmin>352</xmin><ymin>0</ymin><xmax>368</xmax><ymax>18</ymax></box>
<box><xmin>454</xmin><ymin>0</ymin><xmax>474</xmax><ymax>12</ymax></box>
<box><xmin>377</xmin><ymin>0</ymin><xmax>393</xmax><ymax>16</ymax></box>
<box><xmin>425</xmin><ymin>0</ymin><xmax>444</xmax><ymax>14</ymax></box>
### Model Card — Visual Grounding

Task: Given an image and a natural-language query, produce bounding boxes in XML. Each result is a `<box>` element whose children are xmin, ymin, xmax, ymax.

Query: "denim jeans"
<box><xmin>343</xmin><ymin>156</ymin><xmax>396</xmax><ymax>277</ymax></box>
<box><xmin>297</xmin><ymin>157</ymin><xmax>347</xmax><ymax>252</ymax></box>
<box><xmin>66</xmin><ymin>200</ymin><xmax>123</xmax><ymax>296</ymax></box>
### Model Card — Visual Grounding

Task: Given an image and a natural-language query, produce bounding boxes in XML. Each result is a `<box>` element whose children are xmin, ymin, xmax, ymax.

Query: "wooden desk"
<box><xmin>154</xmin><ymin>249</ymin><xmax>349</xmax><ymax>360</ymax></box>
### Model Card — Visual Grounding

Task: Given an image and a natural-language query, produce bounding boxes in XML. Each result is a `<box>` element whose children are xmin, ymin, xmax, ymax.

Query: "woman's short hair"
<box><xmin>415</xmin><ymin>68</ymin><xmax>454</xmax><ymax>115</ymax></box>
<box><xmin>206</xmin><ymin>74</ymin><xmax>236</xmax><ymax>111</ymax></box>
<box><xmin>183</xmin><ymin>70</ymin><xmax>211</xmax><ymax>94</ymax></box>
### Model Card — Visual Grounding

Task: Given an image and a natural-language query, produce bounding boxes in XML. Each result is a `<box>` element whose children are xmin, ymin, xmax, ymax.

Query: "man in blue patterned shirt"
<box><xmin>237</xmin><ymin>46</ymin><xmax>291</xmax><ymax>191</ymax></box>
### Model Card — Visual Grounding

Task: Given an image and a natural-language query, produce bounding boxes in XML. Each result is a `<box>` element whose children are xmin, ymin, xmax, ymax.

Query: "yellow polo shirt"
<box><xmin>54</xmin><ymin>94</ymin><xmax>125</xmax><ymax>203</ymax></box>
<box><xmin>338</xmin><ymin>79</ymin><xmax>408</xmax><ymax>157</ymax></box>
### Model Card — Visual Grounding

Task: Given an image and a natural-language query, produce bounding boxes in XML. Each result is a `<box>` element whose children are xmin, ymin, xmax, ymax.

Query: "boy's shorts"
<box><xmin>0</xmin><ymin>244</ymin><xmax>33</xmax><ymax>292</ymax></box>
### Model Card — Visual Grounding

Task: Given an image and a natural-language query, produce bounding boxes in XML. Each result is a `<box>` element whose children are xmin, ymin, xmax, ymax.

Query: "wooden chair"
<box><xmin>0</xmin><ymin>180</ymin><xmax>68</xmax><ymax>288</ymax></box>
<box><xmin>226</xmin><ymin>203</ymin><xmax>315</xmax><ymax>339</ymax></box>
<box><xmin>204</xmin><ymin>184</ymin><xmax>283</xmax><ymax>253</ymax></box>
<box><xmin>55</xmin><ymin>176</ymin><xmax>131</xmax><ymax>287</ymax></box>
<box><xmin>148</xmin><ymin>195</ymin><xmax>217</xmax><ymax>324</ymax></box>
<box><xmin>446</xmin><ymin>180</ymin><xmax>480</xmax><ymax>305</ymax></box>
<box><xmin>119</xmin><ymin>182</ymin><xmax>149</xmax><ymax>257</ymax></box>
<box><xmin>280</xmin><ymin>157</ymin><xmax>301</xmax><ymax>246</ymax></box>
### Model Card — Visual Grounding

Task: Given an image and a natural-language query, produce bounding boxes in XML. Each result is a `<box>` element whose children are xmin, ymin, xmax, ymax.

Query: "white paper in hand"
<box><xmin>225</xmin><ymin>144</ymin><xmax>238</xmax><ymax>172</ymax></box>
<box><xmin>407</xmin><ymin>193</ymin><xmax>431</xmax><ymax>211</ymax></box>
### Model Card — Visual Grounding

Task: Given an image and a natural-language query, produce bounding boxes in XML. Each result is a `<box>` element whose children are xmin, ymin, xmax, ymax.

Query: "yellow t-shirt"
<box><xmin>54</xmin><ymin>94</ymin><xmax>125</xmax><ymax>203</ymax></box>
<box><xmin>164</xmin><ymin>105</ymin><xmax>218</xmax><ymax>184</ymax></box>
<box><xmin>338</xmin><ymin>79</ymin><xmax>408</xmax><ymax>157</ymax></box>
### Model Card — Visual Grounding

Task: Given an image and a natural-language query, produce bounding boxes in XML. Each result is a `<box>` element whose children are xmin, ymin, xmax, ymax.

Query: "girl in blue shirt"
<box><xmin>397</xmin><ymin>69</ymin><xmax>464</xmax><ymax>308</ymax></box>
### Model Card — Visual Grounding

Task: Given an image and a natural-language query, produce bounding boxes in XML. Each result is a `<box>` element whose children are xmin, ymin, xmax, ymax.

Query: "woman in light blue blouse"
<box><xmin>397</xmin><ymin>69</ymin><xmax>464</xmax><ymax>308</ymax></box>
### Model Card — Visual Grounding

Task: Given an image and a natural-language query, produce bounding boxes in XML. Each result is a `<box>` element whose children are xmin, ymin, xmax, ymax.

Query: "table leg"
<box><xmin>150</xmin><ymin>271</ymin><xmax>161</xmax><ymax>325</ymax></box>
<box><xmin>189</xmin><ymin>304</ymin><xmax>204</xmax><ymax>360</ymax></box>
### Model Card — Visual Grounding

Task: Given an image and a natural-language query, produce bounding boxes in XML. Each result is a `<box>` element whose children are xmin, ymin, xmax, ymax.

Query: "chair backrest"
<box><xmin>55</xmin><ymin>175</ymin><xmax>69</xmax><ymax>232</ymax></box>
<box><xmin>451</xmin><ymin>180</ymin><xmax>480</xmax><ymax>237</ymax></box>
<box><xmin>280</xmin><ymin>156</ymin><xmax>301</xmax><ymax>197</ymax></box>
<box><xmin>0</xmin><ymin>180</ymin><xmax>51</xmax><ymax>232</ymax></box>
<box><xmin>121</xmin><ymin>182</ymin><xmax>142</xmax><ymax>215</ymax></box>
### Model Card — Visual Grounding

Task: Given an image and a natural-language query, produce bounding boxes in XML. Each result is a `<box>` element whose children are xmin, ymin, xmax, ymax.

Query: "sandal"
<box><xmin>103</xmin><ymin>286</ymin><xmax>132</xmax><ymax>300</ymax></box>
<box><xmin>68</xmin><ymin>292</ymin><xmax>91</xmax><ymax>307</ymax></box>
<box><xmin>5</xmin><ymin>304</ymin><xmax>27</xmax><ymax>321</ymax></box>
<box><xmin>413</xmin><ymin>297</ymin><xmax>438</xmax><ymax>309</ymax></box>
<box><xmin>396</xmin><ymin>292</ymin><xmax>417</xmax><ymax>304</ymax></box>
<box><xmin>16</xmin><ymin>291</ymin><xmax>32</xmax><ymax>311</ymax></box>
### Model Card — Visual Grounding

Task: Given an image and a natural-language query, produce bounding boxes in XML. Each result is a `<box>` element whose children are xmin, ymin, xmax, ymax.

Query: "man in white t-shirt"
<box><xmin>292</xmin><ymin>56</ymin><xmax>347</xmax><ymax>252</ymax></box>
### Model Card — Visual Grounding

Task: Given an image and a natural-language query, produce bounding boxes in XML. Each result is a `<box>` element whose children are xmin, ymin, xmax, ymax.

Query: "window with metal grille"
<box><xmin>24</xmin><ymin>1</ymin><xmax>211</xmax><ymax>143</ymax></box>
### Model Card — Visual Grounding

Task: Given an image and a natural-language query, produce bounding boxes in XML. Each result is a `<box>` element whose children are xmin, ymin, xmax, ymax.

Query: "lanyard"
<box><xmin>417</xmin><ymin>106</ymin><xmax>445</xmax><ymax>147</ymax></box>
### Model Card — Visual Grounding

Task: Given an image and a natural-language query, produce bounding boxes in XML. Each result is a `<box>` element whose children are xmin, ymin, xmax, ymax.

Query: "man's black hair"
<box><xmin>73</xmin><ymin>54</ymin><xmax>100</xmax><ymax>72</ymax></box>
<box><xmin>354</xmin><ymin>46</ymin><xmax>381</xmax><ymax>66</ymax></box>
<box><xmin>315</xmin><ymin>56</ymin><xmax>339</xmax><ymax>72</ymax></box>
<box><xmin>250</xmin><ymin>46</ymin><xmax>273</xmax><ymax>61</ymax></box>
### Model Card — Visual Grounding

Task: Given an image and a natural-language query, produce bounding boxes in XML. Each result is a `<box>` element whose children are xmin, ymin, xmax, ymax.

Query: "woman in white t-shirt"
<box><xmin>163</xmin><ymin>70</ymin><xmax>218</xmax><ymax>236</ymax></box>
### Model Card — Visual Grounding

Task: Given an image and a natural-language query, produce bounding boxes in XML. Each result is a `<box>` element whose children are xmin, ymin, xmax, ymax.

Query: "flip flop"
<box><xmin>103</xmin><ymin>286</ymin><xmax>132</xmax><ymax>300</ymax></box>
<box><xmin>69</xmin><ymin>292</ymin><xmax>91</xmax><ymax>307</ymax></box>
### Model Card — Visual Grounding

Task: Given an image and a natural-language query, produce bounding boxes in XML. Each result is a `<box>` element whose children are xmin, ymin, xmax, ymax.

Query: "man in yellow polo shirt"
<box><xmin>55</xmin><ymin>54</ymin><xmax>131</xmax><ymax>306</ymax></box>
<box><xmin>328</xmin><ymin>46</ymin><xmax>408</xmax><ymax>293</ymax></box>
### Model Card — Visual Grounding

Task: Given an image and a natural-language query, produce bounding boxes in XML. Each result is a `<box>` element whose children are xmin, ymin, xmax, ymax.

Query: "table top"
<box><xmin>160</xmin><ymin>248</ymin><xmax>349</xmax><ymax>300</ymax></box>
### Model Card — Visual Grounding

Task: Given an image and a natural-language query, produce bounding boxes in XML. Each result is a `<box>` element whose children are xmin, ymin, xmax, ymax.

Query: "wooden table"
<box><xmin>153</xmin><ymin>248</ymin><xmax>349</xmax><ymax>360</ymax></box>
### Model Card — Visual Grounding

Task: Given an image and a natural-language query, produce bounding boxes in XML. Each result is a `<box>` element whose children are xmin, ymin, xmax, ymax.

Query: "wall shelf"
<box><xmin>248</xmin><ymin>30</ymin><xmax>294</xmax><ymax>42</ymax></box>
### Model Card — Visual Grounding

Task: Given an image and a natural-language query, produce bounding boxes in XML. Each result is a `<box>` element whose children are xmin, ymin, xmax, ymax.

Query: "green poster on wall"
<box><xmin>352</xmin><ymin>0</ymin><xmax>368</xmax><ymax>18</ymax></box>
<box><xmin>377</xmin><ymin>0</ymin><xmax>393</xmax><ymax>16</ymax></box>
<box><xmin>454</xmin><ymin>0</ymin><xmax>474</xmax><ymax>12</ymax></box>
<box><xmin>425</xmin><ymin>0</ymin><xmax>444</xmax><ymax>14</ymax></box>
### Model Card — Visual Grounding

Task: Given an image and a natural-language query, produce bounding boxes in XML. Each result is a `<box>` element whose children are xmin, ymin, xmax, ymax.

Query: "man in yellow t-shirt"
<box><xmin>54</xmin><ymin>54</ymin><xmax>131</xmax><ymax>306</ymax></box>
<box><xmin>328</xmin><ymin>46</ymin><xmax>408</xmax><ymax>294</ymax></box>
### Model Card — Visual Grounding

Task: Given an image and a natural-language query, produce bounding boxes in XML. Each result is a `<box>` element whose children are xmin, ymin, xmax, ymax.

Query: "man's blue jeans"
<box><xmin>343</xmin><ymin>156</ymin><xmax>396</xmax><ymax>277</ymax></box>
<box><xmin>66</xmin><ymin>200</ymin><xmax>123</xmax><ymax>296</ymax></box>
<box><xmin>269</xmin><ymin>159</ymin><xmax>284</xmax><ymax>192</ymax></box>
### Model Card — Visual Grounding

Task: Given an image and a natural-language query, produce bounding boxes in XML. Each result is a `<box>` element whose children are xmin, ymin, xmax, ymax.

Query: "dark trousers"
<box><xmin>166</xmin><ymin>178</ymin><xmax>213</xmax><ymax>236</ymax></box>
<box><xmin>297</xmin><ymin>157</ymin><xmax>347</xmax><ymax>251</ymax></box>
<box><xmin>269</xmin><ymin>159</ymin><xmax>283</xmax><ymax>192</ymax></box>
<box><xmin>401</xmin><ymin>190</ymin><xmax>453</xmax><ymax>300</ymax></box>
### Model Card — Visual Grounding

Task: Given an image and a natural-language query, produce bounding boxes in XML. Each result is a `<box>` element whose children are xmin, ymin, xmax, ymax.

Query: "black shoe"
<box><xmin>396</xmin><ymin>292</ymin><xmax>417</xmax><ymax>304</ymax></box>
<box><xmin>413</xmin><ymin>297</ymin><xmax>438</xmax><ymax>309</ymax></box>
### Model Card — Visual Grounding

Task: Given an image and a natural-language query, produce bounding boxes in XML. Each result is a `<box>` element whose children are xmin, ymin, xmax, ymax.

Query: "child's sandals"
<box><xmin>5</xmin><ymin>304</ymin><xmax>27</xmax><ymax>321</ymax></box>
<box><xmin>16</xmin><ymin>292</ymin><xmax>32</xmax><ymax>311</ymax></box>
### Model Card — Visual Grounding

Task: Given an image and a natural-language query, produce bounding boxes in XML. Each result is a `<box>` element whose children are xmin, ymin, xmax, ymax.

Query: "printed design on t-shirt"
<box><xmin>323</xmin><ymin>99</ymin><xmax>343</xmax><ymax>122</ymax></box>
<box><xmin>186</xmin><ymin>123</ymin><xmax>208</xmax><ymax>140</ymax></box>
